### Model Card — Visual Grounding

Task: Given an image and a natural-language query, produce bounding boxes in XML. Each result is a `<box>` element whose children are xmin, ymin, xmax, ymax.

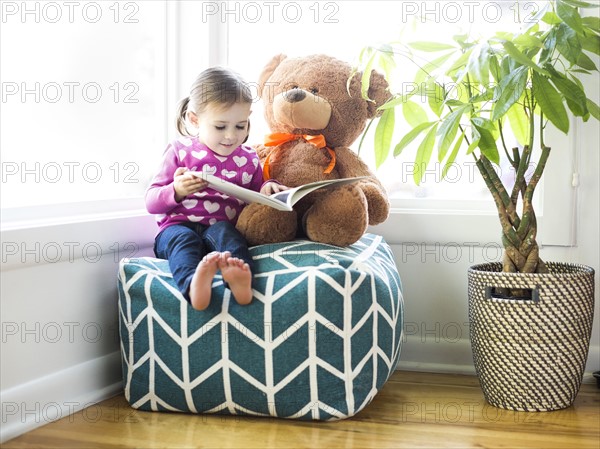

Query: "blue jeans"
<box><xmin>154</xmin><ymin>221</ymin><xmax>254</xmax><ymax>302</ymax></box>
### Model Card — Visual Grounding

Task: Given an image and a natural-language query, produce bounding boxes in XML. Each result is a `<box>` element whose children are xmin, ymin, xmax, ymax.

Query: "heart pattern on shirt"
<box><xmin>201</xmin><ymin>164</ymin><xmax>217</xmax><ymax>175</ymax></box>
<box><xmin>191</xmin><ymin>150</ymin><xmax>208</xmax><ymax>160</ymax></box>
<box><xmin>242</xmin><ymin>172</ymin><xmax>253</xmax><ymax>185</ymax></box>
<box><xmin>178</xmin><ymin>150</ymin><xmax>187</xmax><ymax>161</ymax></box>
<box><xmin>233</xmin><ymin>156</ymin><xmax>247</xmax><ymax>167</ymax></box>
<box><xmin>225</xmin><ymin>206</ymin><xmax>237</xmax><ymax>220</ymax></box>
<box><xmin>221</xmin><ymin>169</ymin><xmax>237</xmax><ymax>179</ymax></box>
<box><xmin>182</xmin><ymin>199</ymin><xmax>198</xmax><ymax>209</ymax></box>
<box><xmin>204</xmin><ymin>201</ymin><xmax>220</xmax><ymax>214</ymax></box>
<box><xmin>188</xmin><ymin>215</ymin><xmax>203</xmax><ymax>222</ymax></box>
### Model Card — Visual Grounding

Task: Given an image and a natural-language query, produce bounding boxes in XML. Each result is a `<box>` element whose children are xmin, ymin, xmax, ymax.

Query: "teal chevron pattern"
<box><xmin>118</xmin><ymin>233</ymin><xmax>403</xmax><ymax>420</ymax></box>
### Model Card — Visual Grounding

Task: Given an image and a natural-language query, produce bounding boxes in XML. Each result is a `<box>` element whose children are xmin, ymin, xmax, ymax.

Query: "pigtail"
<box><xmin>176</xmin><ymin>96</ymin><xmax>192</xmax><ymax>136</ymax></box>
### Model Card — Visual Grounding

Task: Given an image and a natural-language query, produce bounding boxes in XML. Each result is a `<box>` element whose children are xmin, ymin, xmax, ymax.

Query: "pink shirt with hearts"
<box><xmin>145</xmin><ymin>136</ymin><xmax>264</xmax><ymax>232</ymax></box>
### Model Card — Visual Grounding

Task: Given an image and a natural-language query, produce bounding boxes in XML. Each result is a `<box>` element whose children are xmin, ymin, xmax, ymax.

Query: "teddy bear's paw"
<box><xmin>304</xmin><ymin>185</ymin><xmax>368</xmax><ymax>247</ymax></box>
<box><xmin>361</xmin><ymin>182</ymin><xmax>391</xmax><ymax>225</ymax></box>
<box><xmin>236</xmin><ymin>204</ymin><xmax>297</xmax><ymax>246</ymax></box>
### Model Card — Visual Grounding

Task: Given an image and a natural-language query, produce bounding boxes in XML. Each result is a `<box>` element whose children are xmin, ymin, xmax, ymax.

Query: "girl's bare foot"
<box><xmin>219</xmin><ymin>254</ymin><xmax>253</xmax><ymax>306</ymax></box>
<box><xmin>189</xmin><ymin>252</ymin><xmax>220</xmax><ymax>310</ymax></box>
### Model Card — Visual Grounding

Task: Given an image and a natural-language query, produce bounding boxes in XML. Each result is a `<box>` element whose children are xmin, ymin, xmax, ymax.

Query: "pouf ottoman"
<box><xmin>118</xmin><ymin>233</ymin><xmax>403</xmax><ymax>420</ymax></box>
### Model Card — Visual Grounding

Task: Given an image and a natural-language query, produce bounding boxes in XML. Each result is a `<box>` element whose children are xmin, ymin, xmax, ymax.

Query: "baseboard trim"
<box><xmin>397</xmin><ymin>361</ymin><xmax>477</xmax><ymax>376</ymax></box>
<box><xmin>1</xmin><ymin>351</ymin><xmax>123</xmax><ymax>444</ymax></box>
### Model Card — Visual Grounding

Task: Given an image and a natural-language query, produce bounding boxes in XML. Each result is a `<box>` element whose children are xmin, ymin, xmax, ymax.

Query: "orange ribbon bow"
<box><xmin>262</xmin><ymin>133</ymin><xmax>336</xmax><ymax>180</ymax></box>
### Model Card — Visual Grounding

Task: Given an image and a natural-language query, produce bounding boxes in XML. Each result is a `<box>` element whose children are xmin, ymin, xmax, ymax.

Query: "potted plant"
<box><xmin>355</xmin><ymin>0</ymin><xmax>598</xmax><ymax>411</ymax></box>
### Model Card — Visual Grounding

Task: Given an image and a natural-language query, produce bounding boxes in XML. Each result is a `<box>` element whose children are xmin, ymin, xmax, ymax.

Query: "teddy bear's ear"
<box><xmin>258</xmin><ymin>54</ymin><xmax>287</xmax><ymax>97</ymax></box>
<box><xmin>366</xmin><ymin>70</ymin><xmax>391</xmax><ymax>118</ymax></box>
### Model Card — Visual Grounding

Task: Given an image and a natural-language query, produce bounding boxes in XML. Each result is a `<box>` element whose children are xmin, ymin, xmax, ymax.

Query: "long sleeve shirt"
<box><xmin>145</xmin><ymin>136</ymin><xmax>264</xmax><ymax>232</ymax></box>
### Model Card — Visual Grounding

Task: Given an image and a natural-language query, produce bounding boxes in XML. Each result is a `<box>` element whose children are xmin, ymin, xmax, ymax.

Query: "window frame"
<box><xmin>1</xmin><ymin>1</ymin><xmax>581</xmax><ymax>251</ymax></box>
<box><xmin>0</xmin><ymin>1</ymin><xmax>171</xmax><ymax>229</ymax></box>
<box><xmin>213</xmin><ymin>2</ymin><xmax>579</xmax><ymax>248</ymax></box>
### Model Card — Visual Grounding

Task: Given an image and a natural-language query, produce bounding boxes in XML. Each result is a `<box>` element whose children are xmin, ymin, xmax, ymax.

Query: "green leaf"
<box><xmin>542</xmin><ymin>11</ymin><xmax>563</xmax><ymax>25</ymax></box>
<box><xmin>560</xmin><ymin>0</ymin><xmax>599</xmax><ymax>9</ymax></box>
<box><xmin>378</xmin><ymin>95</ymin><xmax>408</xmax><ymax>111</ymax></box>
<box><xmin>568</xmin><ymin>74</ymin><xmax>590</xmax><ymax>120</ymax></box>
<box><xmin>447</xmin><ymin>49</ymin><xmax>473</xmax><ymax>77</ymax></box>
<box><xmin>581</xmin><ymin>35</ymin><xmax>600</xmax><ymax>56</ymax></box>
<box><xmin>402</xmin><ymin>100</ymin><xmax>429</xmax><ymax>128</ymax></box>
<box><xmin>441</xmin><ymin>132</ymin><xmax>465</xmax><ymax>179</ymax></box>
<box><xmin>585</xmin><ymin>98</ymin><xmax>600</xmax><ymax>121</ymax></box>
<box><xmin>532</xmin><ymin>71</ymin><xmax>570</xmax><ymax>133</ymax></box>
<box><xmin>506</xmin><ymin>103</ymin><xmax>530</xmax><ymax>146</ymax></box>
<box><xmin>427</xmin><ymin>81</ymin><xmax>446</xmax><ymax>117</ymax></box>
<box><xmin>443</xmin><ymin>99</ymin><xmax>464</xmax><ymax>107</ymax></box>
<box><xmin>586</xmin><ymin>98</ymin><xmax>600</xmax><ymax>121</ymax></box>
<box><xmin>523</xmin><ymin>2</ymin><xmax>551</xmax><ymax>28</ymax></box>
<box><xmin>408</xmin><ymin>41</ymin><xmax>456</xmax><ymax>52</ymax></box>
<box><xmin>469</xmin><ymin>89</ymin><xmax>495</xmax><ymax>104</ymax></box>
<box><xmin>437</xmin><ymin>106</ymin><xmax>467</xmax><ymax>162</ymax></box>
<box><xmin>466</xmin><ymin>43</ymin><xmax>491</xmax><ymax>84</ymax></box>
<box><xmin>556</xmin><ymin>22</ymin><xmax>583</xmax><ymax>65</ymax></box>
<box><xmin>377</xmin><ymin>48</ymin><xmax>397</xmax><ymax>80</ymax></box>
<box><xmin>557</xmin><ymin>0</ymin><xmax>587</xmax><ymax>36</ymax></box>
<box><xmin>467</xmin><ymin>127</ymin><xmax>481</xmax><ymax>155</ymax></box>
<box><xmin>374</xmin><ymin>108</ymin><xmax>396</xmax><ymax>168</ymax></box>
<box><xmin>582</xmin><ymin>16</ymin><xmax>600</xmax><ymax>33</ymax></box>
<box><xmin>571</xmin><ymin>68</ymin><xmax>592</xmax><ymax>74</ymax></box>
<box><xmin>360</xmin><ymin>51</ymin><xmax>376</xmax><ymax>101</ymax></box>
<box><xmin>473</xmin><ymin>122</ymin><xmax>500</xmax><ymax>164</ymax></box>
<box><xmin>414</xmin><ymin>124</ymin><xmax>439</xmax><ymax>185</ymax></box>
<box><xmin>513</xmin><ymin>34</ymin><xmax>544</xmax><ymax>48</ymax></box>
<box><xmin>471</xmin><ymin>117</ymin><xmax>497</xmax><ymax>132</ymax></box>
<box><xmin>394</xmin><ymin>121</ymin><xmax>437</xmax><ymax>157</ymax></box>
<box><xmin>577</xmin><ymin>51</ymin><xmax>599</xmax><ymax>70</ymax></box>
<box><xmin>491</xmin><ymin>65</ymin><xmax>529</xmax><ymax>122</ymax></box>
<box><xmin>550</xmin><ymin>74</ymin><xmax>589</xmax><ymax>117</ymax></box>
<box><xmin>420</xmin><ymin>51</ymin><xmax>457</xmax><ymax>76</ymax></box>
<box><xmin>499</xmin><ymin>40</ymin><xmax>551</xmax><ymax>76</ymax></box>
<box><xmin>489</xmin><ymin>55</ymin><xmax>501</xmax><ymax>82</ymax></box>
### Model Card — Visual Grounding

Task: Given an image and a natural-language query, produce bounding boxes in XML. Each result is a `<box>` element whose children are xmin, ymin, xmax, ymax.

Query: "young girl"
<box><xmin>145</xmin><ymin>67</ymin><xmax>286</xmax><ymax>311</ymax></box>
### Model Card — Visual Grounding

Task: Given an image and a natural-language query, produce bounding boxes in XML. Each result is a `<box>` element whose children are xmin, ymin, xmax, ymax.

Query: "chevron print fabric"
<box><xmin>118</xmin><ymin>233</ymin><xmax>403</xmax><ymax>420</ymax></box>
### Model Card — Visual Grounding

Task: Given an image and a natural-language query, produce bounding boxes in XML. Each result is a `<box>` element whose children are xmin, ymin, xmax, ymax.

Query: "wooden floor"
<box><xmin>4</xmin><ymin>371</ymin><xmax>599</xmax><ymax>449</ymax></box>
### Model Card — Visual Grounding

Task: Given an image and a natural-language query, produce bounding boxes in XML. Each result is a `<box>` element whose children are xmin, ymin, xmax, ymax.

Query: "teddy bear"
<box><xmin>236</xmin><ymin>54</ymin><xmax>391</xmax><ymax>247</ymax></box>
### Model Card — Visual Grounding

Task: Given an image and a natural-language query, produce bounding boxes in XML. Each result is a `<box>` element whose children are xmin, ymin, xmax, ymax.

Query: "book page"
<box><xmin>189</xmin><ymin>172</ymin><xmax>365</xmax><ymax>211</ymax></box>
<box><xmin>189</xmin><ymin>172</ymin><xmax>292</xmax><ymax>211</ymax></box>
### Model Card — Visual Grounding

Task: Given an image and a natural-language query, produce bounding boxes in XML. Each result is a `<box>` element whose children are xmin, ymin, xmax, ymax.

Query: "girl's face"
<box><xmin>190</xmin><ymin>102</ymin><xmax>251</xmax><ymax>156</ymax></box>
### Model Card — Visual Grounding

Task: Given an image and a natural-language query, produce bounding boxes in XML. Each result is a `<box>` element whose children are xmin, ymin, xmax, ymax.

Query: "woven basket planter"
<box><xmin>468</xmin><ymin>262</ymin><xmax>595</xmax><ymax>411</ymax></box>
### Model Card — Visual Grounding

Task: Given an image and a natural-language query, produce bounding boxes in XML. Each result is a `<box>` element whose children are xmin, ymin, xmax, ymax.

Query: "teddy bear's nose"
<box><xmin>284</xmin><ymin>88</ymin><xmax>306</xmax><ymax>103</ymax></box>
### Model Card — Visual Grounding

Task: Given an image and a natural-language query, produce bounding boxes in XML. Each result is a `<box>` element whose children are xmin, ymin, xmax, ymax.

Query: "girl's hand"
<box><xmin>173</xmin><ymin>167</ymin><xmax>207</xmax><ymax>202</ymax></box>
<box><xmin>260</xmin><ymin>180</ymin><xmax>290</xmax><ymax>195</ymax></box>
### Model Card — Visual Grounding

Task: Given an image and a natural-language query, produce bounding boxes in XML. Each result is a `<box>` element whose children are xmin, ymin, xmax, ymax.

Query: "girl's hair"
<box><xmin>176</xmin><ymin>67</ymin><xmax>253</xmax><ymax>137</ymax></box>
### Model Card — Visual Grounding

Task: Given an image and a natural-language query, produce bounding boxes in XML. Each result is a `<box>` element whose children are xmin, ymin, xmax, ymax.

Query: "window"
<box><xmin>225</xmin><ymin>1</ymin><xmax>550</xmax><ymax>212</ymax></box>
<box><xmin>1</xmin><ymin>1</ymin><xmax>169</xmax><ymax>214</ymax></box>
<box><xmin>1</xmin><ymin>1</ymin><xmax>585</xmax><ymax>248</ymax></box>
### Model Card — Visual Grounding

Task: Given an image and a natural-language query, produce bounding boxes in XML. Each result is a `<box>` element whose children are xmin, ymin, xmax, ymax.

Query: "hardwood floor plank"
<box><xmin>4</xmin><ymin>371</ymin><xmax>599</xmax><ymax>449</ymax></box>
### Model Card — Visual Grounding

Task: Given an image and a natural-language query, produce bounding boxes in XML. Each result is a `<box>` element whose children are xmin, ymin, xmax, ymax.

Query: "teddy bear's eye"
<box><xmin>310</xmin><ymin>87</ymin><xmax>319</xmax><ymax>95</ymax></box>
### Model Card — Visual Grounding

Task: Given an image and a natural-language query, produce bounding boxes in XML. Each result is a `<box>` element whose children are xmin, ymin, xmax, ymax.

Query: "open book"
<box><xmin>190</xmin><ymin>172</ymin><xmax>365</xmax><ymax>212</ymax></box>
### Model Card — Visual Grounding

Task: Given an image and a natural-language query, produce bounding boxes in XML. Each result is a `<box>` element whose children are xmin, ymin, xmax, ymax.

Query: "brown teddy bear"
<box><xmin>236</xmin><ymin>54</ymin><xmax>391</xmax><ymax>247</ymax></box>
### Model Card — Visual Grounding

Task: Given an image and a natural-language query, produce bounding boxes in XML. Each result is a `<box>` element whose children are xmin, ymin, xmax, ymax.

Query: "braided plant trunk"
<box><xmin>475</xmin><ymin>145</ymin><xmax>551</xmax><ymax>280</ymax></box>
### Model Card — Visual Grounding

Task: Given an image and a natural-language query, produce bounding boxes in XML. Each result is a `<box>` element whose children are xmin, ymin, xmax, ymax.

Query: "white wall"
<box><xmin>0</xmin><ymin>213</ymin><xmax>156</xmax><ymax>442</ymax></box>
